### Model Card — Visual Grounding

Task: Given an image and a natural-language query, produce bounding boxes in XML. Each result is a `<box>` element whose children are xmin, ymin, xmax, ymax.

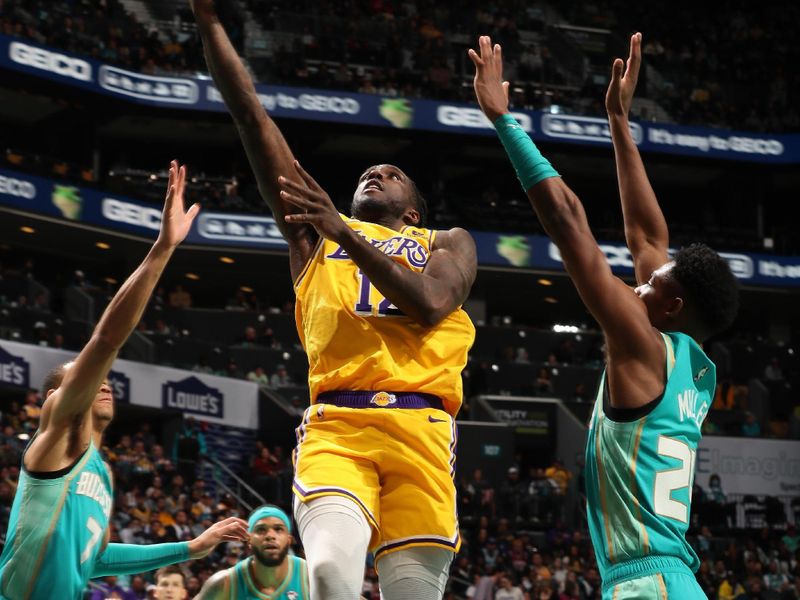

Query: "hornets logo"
<box><xmin>370</xmin><ymin>392</ymin><xmax>397</xmax><ymax>407</ymax></box>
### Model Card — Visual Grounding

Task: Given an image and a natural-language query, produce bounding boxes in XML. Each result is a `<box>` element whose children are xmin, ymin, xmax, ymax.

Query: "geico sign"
<box><xmin>102</xmin><ymin>198</ymin><xmax>162</xmax><ymax>231</ymax></box>
<box><xmin>437</xmin><ymin>106</ymin><xmax>533</xmax><ymax>131</ymax></box>
<box><xmin>549</xmin><ymin>241</ymin><xmax>634</xmax><ymax>268</ymax></box>
<box><xmin>298</xmin><ymin>94</ymin><xmax>359</xmax><ymax>114</ymax></box>
<box><xmin>0</xmin><ymin>175</ymin><xmax>36</xmax><ymax>199</ymax></box>
<box><xmin>9</xmin><ymin>42</ymin><xmax>91</xmax><ymax>82</ymax></box>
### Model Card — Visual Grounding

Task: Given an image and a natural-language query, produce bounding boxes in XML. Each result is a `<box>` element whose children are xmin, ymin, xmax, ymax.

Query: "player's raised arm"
<box><xmin>30</xmin><ymin>162</ymin><xmax>198</xmax><ymax>465</ymax></box>
<box><xmin>606</xmin><ymin>32</ymin><xmax>669</xmax><ymax>284</ymax></box>
<box><xmin>195</xmin><ymin>570</ymin><xmax>229</xmax><ymax>600</ymax></box>
<box><xmin>190</xmin><ymin>0</ymin><xmax>316</xmax><ymax>280</ymax></box>
<box><xmin>279</xmin><ymin>161</ymin><xmax>477</xmax><ymax>327</ymax></box>
<box><xmin>468</xmin><ymin>36</ymin><xmax>665</xmax><ymax>391</ymax></box>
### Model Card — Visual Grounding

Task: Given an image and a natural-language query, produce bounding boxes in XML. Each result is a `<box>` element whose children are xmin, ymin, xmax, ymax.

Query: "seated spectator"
<box><xmin>168</xmin><ymin>284</ymin><xmax>192</xmax><ymax>308</ymax></box>
<box><xmin>763</xmin><ymin>357</ymin><xmax>784</xmax><ymax>381</ymax></box>
<box><xmin>741</xmin><ymin>411</ymin><xmax>761</xmax><ymax>437</ymax></box>
<box><xmin>495</xmin><ymin>574</ymin><xmax>524</xmax><ymax>600</ymax></box>
<box><xmin>89</xmin><ymin>576</ymin><xmax>128</xmax><ymax>600</ymax></box>
<box><xmin>246</xmin><ymin>366</ymin><xmax>270</xmax><ymax>385</ymax></box>
<box><xmin>545</xmin><ymin>459</ymin><xmax>572</xmax><ymax>496</ymax></box>
<box><xmin>533</xmin><ymin>367</ymin><xmax>554</xmax><ymax>396</ymax></box>
<box><xmin>270</xmin><ymin>364</ymin><xmax>293</xmax><ymax>388</ymax></box>
<box><xmin>236</xmin><ymin>325</ymin><xmax>261</xmax><ymax>347</ymax></box>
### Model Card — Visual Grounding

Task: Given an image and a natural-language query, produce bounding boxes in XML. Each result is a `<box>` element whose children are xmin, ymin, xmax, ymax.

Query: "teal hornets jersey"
<box><xmin>585</xmin><ymin>332</ymin><xmax>715</xmax><ymax>580</ymax></box>
<box><xmin>224</xmin><ymin>555</ymin><xmax>309</xmax><ymax>600</ymax></box>
<box><xmin>0</xmin><ymin>442</ymin><xmax>113</xmax><ymax>600</ymax></box>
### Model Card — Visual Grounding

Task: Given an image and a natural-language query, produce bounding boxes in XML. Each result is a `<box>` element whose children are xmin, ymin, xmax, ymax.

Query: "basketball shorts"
<box><xmin>602</xmin><ymin>556</ymin><xmax>705</xmax><ymax>599</ymax></box>
<box><xmin>292</xmin><ymin>391</ymin><xmax>459</xmax><ymax>559</ymax></box>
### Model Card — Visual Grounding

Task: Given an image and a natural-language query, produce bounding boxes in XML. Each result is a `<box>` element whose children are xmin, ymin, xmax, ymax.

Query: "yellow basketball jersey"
<box><xmin>294</xmin><ymin>216</ymin><xmax>475</xmax><ymax>416</ymax></box>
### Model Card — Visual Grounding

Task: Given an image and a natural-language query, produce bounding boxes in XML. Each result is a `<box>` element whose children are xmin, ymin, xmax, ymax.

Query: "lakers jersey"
<box><xmin>294</xmin><ymin>216</ymin><xmax>475</xmax><ymax>416</ymax></box>
<box><xmin>224</xmin><ymin>555</ymin><xmax>309</xmax><ymax>599</ymax></box>
<box><xmin>0</xmin><ymin>442</ymin><xmax>113</xmax><ymax>599</ymax></box>
<box><xmin>585</xmin><ymin>332</ymin><xmax>715</xmax><ymax>580</ymax></box>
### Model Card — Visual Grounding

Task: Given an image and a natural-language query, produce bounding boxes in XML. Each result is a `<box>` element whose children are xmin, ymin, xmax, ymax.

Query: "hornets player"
<box><xmin>197</xmin><ymin>506</ymin><xmax>309</xmax><ymax>599</ymax></box>
<box><xmin>0</xmin><ymin>162</ymin><xmax>248</xmax><ymax>599</ymax></box>
<box><xmin>469</xmin><ymin>35</ymin><xmax>739</xmax><ymax>599</ymax></box>
<box><xmin>191</xmin><ymin>2</ymin><xmax>476</xmax><ymax>598</ymax></box>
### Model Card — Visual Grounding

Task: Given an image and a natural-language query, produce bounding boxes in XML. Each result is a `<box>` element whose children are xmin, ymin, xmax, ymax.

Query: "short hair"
<box><xmin>671</xmin><ymin>243</ymin><xmax>739</xmax><ymax>338</ymax></box>
<box><xmin>408</xmin><ymin>179</ymin><xmax>428</xmax><ymax>228</ymax></box>
<box><xmin>41</xmin><ymin>361</ymin><xmax>72</xmax><ymax>394</ymax></box>
<box><xmin>155</xmin><ymin>565</ymin><xmax>186</xmax><ymax>586</ymax></box>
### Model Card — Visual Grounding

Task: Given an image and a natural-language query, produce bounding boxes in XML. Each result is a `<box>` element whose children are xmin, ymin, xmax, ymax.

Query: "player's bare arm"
<box><xmin>470</xmin><ymin>35</ymin><xmax>664</xmax><ymax>408</ymax></box>
<box><xmin>195</xmin><ymin>569</ymin><xmax>228</xmax><ymax>600</ymax></box>
<box><xmin>606</xmin><ymin>32</ymin><xmax>670</xmax><ymax>284</ymax></box>
<box><xmin>280</xmin><ymin>161</ymin><xmax>477</xmax><ymax>327</ymax></box>
<box><xmin>27</xmin><ymin>161</ymin><xmax>199</xmax><ymax>472</ymax></box>
<box><xmin>190</xmin><ymin>0</ymin><xmax>316</xmax><ymax>280</ymax></box>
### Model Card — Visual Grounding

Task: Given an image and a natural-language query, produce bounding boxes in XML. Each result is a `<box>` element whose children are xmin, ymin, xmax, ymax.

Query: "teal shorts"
<box><xmin>602</xmin><ymin>556</ymin><xmax>704</xmax><ymax>600</ymax></box>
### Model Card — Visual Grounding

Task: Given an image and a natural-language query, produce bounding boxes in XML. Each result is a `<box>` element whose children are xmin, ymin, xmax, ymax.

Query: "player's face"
<box><xmin>249</xmin><ymin>517</ymin><xmax>292</xmax><ymax>567</ymax></box>
<box><xmin>351</xmin><ymin>164</ymin><xmax>418</xmax><ymax>225</ymax></box>
<box><xmin>634</xmin><ymin>261</ymin><xmax>682</xmax><ymax>330</ymax></box>
<box><xmin>91</xmin><ymin>379</ymin><xmax>115</xmax><ymax>426</ymax></box>
<box><xmin>154</xmin><ymin>574</ymin><xmax>188</xmax><ymax>600</ymax></box>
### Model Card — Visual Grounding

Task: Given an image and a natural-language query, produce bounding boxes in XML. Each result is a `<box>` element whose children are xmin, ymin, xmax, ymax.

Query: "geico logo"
<box><xmin>437</xmin><ymin>106</ymin><xmax>532</xmax><ymax>130</ymax></box>
<box><xmin>0</xmin><ymin>175</ymin><xmax>36</xmax><ymax>199</ymax></box>
<box><xmin>729</xmin><ymin>137</ymin><xmax>784</xmax><ymax>156</ymax></box>
<box><xmin>9</xmin><ymin>42</ymin><xmax>91</xmax><ymax>82</ymax></box>
<box><xmin>298</xmin><ymin>94</ymin><xmax>359</xmax><ymax>114</ymax></box>
<box><xmin>102</xmin><ymin>198</ymin><xmax>162</xmax><ymax>230</ymax></box>
<box><xmin>548</xmin><ymin>241</ymin><xmax>633</xmax><ymax>268</ymax></box>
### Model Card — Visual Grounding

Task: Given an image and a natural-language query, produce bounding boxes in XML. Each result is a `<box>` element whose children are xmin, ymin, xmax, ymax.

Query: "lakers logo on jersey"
<box><xmin>370</xmin><ymin>392</ymin><xmax>397</xmax><ymax>407</ymax></box>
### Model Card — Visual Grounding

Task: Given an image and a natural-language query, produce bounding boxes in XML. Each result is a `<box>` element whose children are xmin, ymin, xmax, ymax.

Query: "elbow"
<box><xmin>416</xmin><ymin>298</ymin><xmax>453</xmax><ymax>328</ymax></box>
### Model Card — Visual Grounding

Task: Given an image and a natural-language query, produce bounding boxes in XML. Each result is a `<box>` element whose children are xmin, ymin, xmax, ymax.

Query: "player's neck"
<box><xmin>250</xmin><ymin>556</ymin><xmax>289</xmax><ymax>591</ymax></box>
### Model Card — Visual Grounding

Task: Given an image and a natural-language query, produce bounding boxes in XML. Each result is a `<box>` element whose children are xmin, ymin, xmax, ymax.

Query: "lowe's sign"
<box><xmin>2</xmin><ymin>34</ymin><xmax>799</xmax><ymax>163</ymax></box>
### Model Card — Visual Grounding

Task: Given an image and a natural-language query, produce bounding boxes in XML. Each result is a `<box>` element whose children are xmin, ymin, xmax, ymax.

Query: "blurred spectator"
<box><xmin>168</xmin><ymin>285</ymin><xmax>192</xmax><ymax>309</ymax></box>
<box><xmin>741</xmin><ymin>412</ymin><xmax>761</xmax><ymax>437</ymax></box>
<box><xmin>270</xmin><ymin>364</ymin><xmax>293</xmax><ymax>388</ymax></box>
<box><xmin>495</xmin><ymin>574</ymin><xmax>524</xmax><ymax>600</ymax></box>
<box><xmin>246</xmin><ymin>366</ymin><xmax>270</xmax><ymax>386</ymax></box>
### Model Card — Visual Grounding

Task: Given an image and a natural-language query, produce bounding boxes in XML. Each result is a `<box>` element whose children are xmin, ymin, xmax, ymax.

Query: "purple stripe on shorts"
<box><xmin>375</xmin><ymin>532</ymin><xmax>461</xmax><ymax>559</ymax></box>
<box><xmin>316</xmin><ymin>391</ymin><xmax>444</xmax><ymax>411</ymax></box>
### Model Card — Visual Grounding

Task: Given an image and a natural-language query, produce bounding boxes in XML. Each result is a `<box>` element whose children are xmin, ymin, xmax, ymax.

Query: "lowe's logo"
<box><xmin>99</xmin><ymin>66</ymin><xmax>199</xmax><ymax>104</ymax></box>
<box><xmin>541</xmin><ymin>114</ymin><xmax>643</xmax><ymax>144</ymax></box>
<box><xmin>9</xmin><ymin>42</ymin><xmax>92</xmax><ymax>82</ymax></box>
<box><xmin>108</xmin><ymin>369</ymin><xmax>130</xmax><ymax>404</ymax></box>
<box><xmin>0</xmin><ymin>345</ymin><xmax>30</xmax><ymax>387</ymax></box>
<box><xmin>197</xmin><ymin>213</ymin><xmax>287</xmax><ymax>246</ymax></box>
<box><xmin>162</xmin><ymin>376</ymin><xmax>223</xmax><ymax>419</ymax></box>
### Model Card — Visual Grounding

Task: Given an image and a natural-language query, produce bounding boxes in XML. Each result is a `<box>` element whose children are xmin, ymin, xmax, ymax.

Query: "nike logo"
<box><xmin>428</xmin><ymin>415</ymin><xmax>447</xmax><ymax>423</ymax></box>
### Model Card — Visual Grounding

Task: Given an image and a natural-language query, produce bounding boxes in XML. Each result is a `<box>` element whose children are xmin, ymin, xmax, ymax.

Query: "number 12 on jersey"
<box><xmin>354</xmin><ymin>270</ymin><xmax>403</xmax><ymax>316</ymax></box>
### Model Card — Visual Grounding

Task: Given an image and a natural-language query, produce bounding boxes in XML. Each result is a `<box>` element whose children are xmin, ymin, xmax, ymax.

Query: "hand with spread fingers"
<box><xmin>606</xmin><ymin>32</ymin><xmax>642</xmax><ymax>119</ymax></box>
<box><xmin>156</xmin><ymin>160</ymin><xmax>201</xmax><ymax>250</ymax></box>
<box><xmin>279</xmin><ymin>161</ymin><xmax>349</xmax><ymax>243</ymax></box>
<box><xmin>468</xmin><ymin>35</ymin><xmax>511</xmax><ymax>123</ymax></box>
<box><xmin>188</xmin><ymin>516</ymin><xmax>250</xmax><ymax>559</ymax></box>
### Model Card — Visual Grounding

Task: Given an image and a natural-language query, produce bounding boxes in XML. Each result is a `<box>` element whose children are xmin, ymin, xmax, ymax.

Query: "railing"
<box><xmin>203</xmin><ymin>455</ymin><xmax>265</xmax><ymax>513</ymax></box>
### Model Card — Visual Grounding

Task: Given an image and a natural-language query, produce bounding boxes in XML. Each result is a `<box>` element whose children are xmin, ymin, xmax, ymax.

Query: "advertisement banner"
<box><xmin>0</xmin><ymin>340</ymin><xmax>259</xmax><ymax>429</ymax></box>
<box><xmin>2</xmin><ymin>34</ymin><xmax>800</xmax><ymax>163</ymax></box>
<box><xmin>3</xmin><ymin>166</ymin><xmax>800</xmax><ymax>287</ymax></box>
<box><xmin>695</xmin><ymin>436</ymin><xmax>800</xmax><ymax>497</ymax></box>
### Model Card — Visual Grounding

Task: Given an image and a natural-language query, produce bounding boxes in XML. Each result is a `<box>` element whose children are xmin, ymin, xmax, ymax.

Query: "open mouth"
<box><xmin>364</xmin><ymin>181</ymin><xmax>383</xmax><ymax>192</ymax></box>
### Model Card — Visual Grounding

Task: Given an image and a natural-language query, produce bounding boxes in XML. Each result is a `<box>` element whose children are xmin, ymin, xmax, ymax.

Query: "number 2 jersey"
<box><xmin>0</xmin><ymin>441</ymin><xmax>112</xmax><ymax>599</ymax></box>
<box><xmin>294</xmin><ymin>216</ymin><xmax>475</xmax><ymax>417</ymax></box>
<box><xmin>585</xmin><ymin>331</ymin><xmax>715</xmax><ymax>579</ymax></box>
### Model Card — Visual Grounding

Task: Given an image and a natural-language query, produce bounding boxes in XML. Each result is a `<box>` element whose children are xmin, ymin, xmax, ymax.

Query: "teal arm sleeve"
<box><xmin>91</xmin><ymin>542</ymin><xmax>190</xmax><ymax>577</ymax></box>
<box><xmin>493</xmin><ymin>113</ymin><xmax>560</xmax><ymax>191</ymax></box>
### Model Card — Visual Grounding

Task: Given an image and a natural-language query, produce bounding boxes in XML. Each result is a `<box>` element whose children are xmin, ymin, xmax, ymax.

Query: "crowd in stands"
<box><xmin>2</xmin><ymin>0</ymin><xmax>799</xmax><ymax>132</ymax></box>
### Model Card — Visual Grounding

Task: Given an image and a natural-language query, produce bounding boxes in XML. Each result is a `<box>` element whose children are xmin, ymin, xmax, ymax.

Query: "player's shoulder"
<box><xmin>431</xmin><ymin>226</ymin><xmax>476</xmax><ymax>256</ymax></box>
<box><xmin>197</xmin><ymin>568</ymin><xmax>232</xmax><ymax>599</ymax></box>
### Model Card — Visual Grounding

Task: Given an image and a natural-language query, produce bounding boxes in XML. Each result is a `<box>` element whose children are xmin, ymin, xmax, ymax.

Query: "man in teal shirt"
<box><xmin>469</xmin><ymin>32</ymin><xmax>739</xmax><ymax>599</ymax></box>
<box><xmin>0</xmin><ymin>162</ymin><xmax>248</xmax><ymax>600</ymax></box>
<box><xmin>197</xmin><ymin>506</ymin><xmax>310</xmax><ymax>599</ymax></box>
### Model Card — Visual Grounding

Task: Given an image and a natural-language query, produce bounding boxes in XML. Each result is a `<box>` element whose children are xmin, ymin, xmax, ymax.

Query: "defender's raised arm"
<box><xmin>606</xmin><ymin>32</ymin><xmax>670</xmax><ymax>284</ymax></box>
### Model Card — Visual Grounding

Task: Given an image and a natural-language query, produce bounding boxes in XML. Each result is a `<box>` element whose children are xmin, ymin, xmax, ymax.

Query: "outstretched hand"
<box><xmin>279</xmin><ymin>161</ymin><xmax>348</xmax><ymax>242</ymax></box>
<box><xmin>156</xmin><ymin>160</ymin><xmax>201</xmax><ymax>250</ymax></box>
<box><xmin>468</xmin><ymin>35</ymin><xmax>510</xmax><ymax>123</ymax></box>
<box><xmin>189</xmin><ymin>0</ymin><xmax>217</xmax><ymax>19</ymax></box>
<box><xmin>188</xmin><ymin>516</ymin><xmax>249</xmax><ymax>559</ymax></box>
<box><xmin>606</xmin><ymin>32</ymin><xmax>642</xmax><ymax>118</ymax></box>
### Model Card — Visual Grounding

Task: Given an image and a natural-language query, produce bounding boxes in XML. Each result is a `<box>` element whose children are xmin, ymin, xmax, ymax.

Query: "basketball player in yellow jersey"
<box><xmin>191</xmin><ymin>2</ymin><xmax>476</xmax><ymax>599</ymax></box>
